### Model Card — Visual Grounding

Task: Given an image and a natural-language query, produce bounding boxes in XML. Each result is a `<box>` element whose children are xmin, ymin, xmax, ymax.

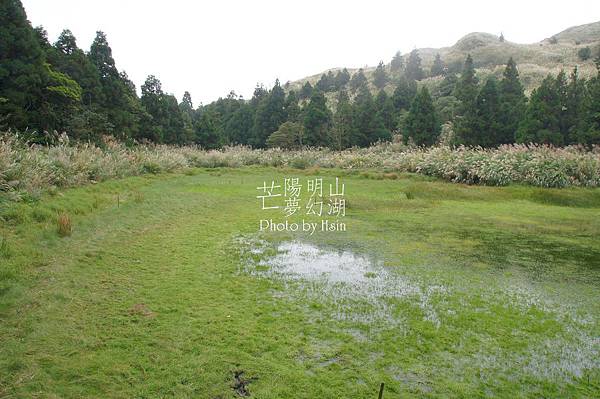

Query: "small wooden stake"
<box><xmin>378</xmin><ymin>382</ymin><xmax>384</xmax><ymax>399</ymax></box>
<box><xmin>117</xmin><ymin>193</ymin><xmax>120</xmax><ymax>208</ymax></box>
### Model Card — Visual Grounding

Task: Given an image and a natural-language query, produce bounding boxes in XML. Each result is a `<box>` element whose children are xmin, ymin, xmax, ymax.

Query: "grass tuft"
<box><xmin>133</xmin><ymin>191</ymin><xmax>145</xmax><ymax>204</ymax></box>
<box><xmin>0</xmin><ymin>236</ymin><xmax>11</xmax><ymax>258</ymax></box>
<box><xmin>56</xmin><ymin>213</ymin><xmax>72</xmax><ymax>237</ymax></box>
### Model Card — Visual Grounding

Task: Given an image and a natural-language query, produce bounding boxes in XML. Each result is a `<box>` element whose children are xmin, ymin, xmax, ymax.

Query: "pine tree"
<box><xmin>375</xmin><ymin>90</ymin><xmax>395</xmax><ymax>132</ymax></box>
<box><xmin>581</xmin><ymin>61</ymin><xmax>600</xmax><ymax>144</ymax></box>
<box><xmin>475</xmin><ymin>77</ymin><xmax>501</xmax><ymax>147</ymax></box>
<box><xmin>517</xmin><ymin>75</ymin><xmax>563</xmax><ymax>145</ymax></box>
<box><xmin>252</xmin><ymin>79</ymin><xmax>286</xmax><ymax>147</ymax></box>
<box><xmin>454</xmin><ymin>54</ymin><xmax>480</xmax><ymax>145</ymax></box>
<box><xmin>392</xmin><ymin>76</ymin><xmax>417</xmax><ymax>111</ymax></box>
<box><xmin>284</xmin><ymin>90</ymin><xmax>301</xmax><ymax>122</ymax></box>
<box><xmin>0</xmin><ymin>0</ymin><xmax>49</xmax><ymax>131</ymax></box>
<box><xmin>438</xmin><ymin>73</ymin><xmax>458</xmax><ymax>97</ymax></box>
<box><xmin>334</xmin><ymin>68</ymin><xmax>351</xmax><ymax>89</ymax></box>
<box><xmin>195</xmin><ymin>107</ymin><xmax>222</xmax><ymax>149</ymax></box>
<box><xmin>498</xmin><ymin>58</ymin><xmax>526</xmax><ymax>144</ymax></box>
<box><xmin>89</xmin><ymin>31</ymin><xmax>117</xmax><ymax>79</ymax></box>
<box><xmin>180</xmin><ymin>91</ymin><xmax>193</xmax><ymax>111</ymax></box>
<box><xmin>303</xmin><ymin>90</ymin><xmax>331</xmax><ymax>147</ymax></box>
<box><xmin>564</xmin><ymin>67</ymin><xmax>589</xmax><ymax>144</ymax></box>
<box><xmin>88</xmin><ymin>31</ymin><xmax>140</xmax><ymax>139</ymax></box>
<box><xmin>454</xmin><ymin>55</ymin><xmax>478</xmax><ymax>102</ymax></box>
<box><xmin>373</xmin><ymin>61</ymin><xmax>389</xmax><ymax>89</ymax></box>
<box><xmin>140</xmin><ymin>75</ymin><xmax>165</xmax><ymax>142</ymax></box>
<box><xmin>225</xmin><ymin>102</ymin><xmax>254</xmax><ymax>145</ymax></box>
<box><xmin>316</xmin><ymin>73</ymin><xmax>331</xmax><ymax>92</ymax></box>
<box><xmin>162</xmin><ymin>93</ymin><xmax>188</xmax><ymax>144</ymax></box>
<box><xmin>405</xmin><ymin>49</ymin><xmax>424</xmax><ymax>81</ymax></box>
<box><xmin>349</xmin><ymin>69</ymin><xmax>368</xmax><ymax>92</ymax></box>
<box><xmin>390</xmin><ymin>51</ymin><xmax>404</xmax><ymax>73</ymax></box>
<box><xmin>404</xmin><ymin>87</ymin><xmax>440</xmax><ymax>146</ymax></box>
<box><xmin>53</xmin><ymin>30</ymin><xmax>103</xmax><ymax>106</ymax></box>
<box><xmin>300</xmin><ymin>81</ymin><xmax>313</xmax><ymax>99</ymax></box>
<box><xmin>179</xmin><ymin>91</ymin><xmax>195</xmax><ymax>142</ymax></box>
<box><xmin>352</xmin><ymin>85</ymin><xmax>389</xmax><ymax>146</ymax></box>
<box><xmin>331</xmin><ymin>89</ymin><xmax>353</xmax><ymax>150</ymax></box>
<box><xmin>430</xmin><ymin>54</ymin><xmax>445</xmax><ymax>77</ymax></box>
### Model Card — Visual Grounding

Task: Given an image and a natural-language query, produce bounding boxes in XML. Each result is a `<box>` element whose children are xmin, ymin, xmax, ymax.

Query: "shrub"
<box><xmin>578</xmin><ymin>47</ymin><xmax>592</xmax><ymax>61</ymax></box>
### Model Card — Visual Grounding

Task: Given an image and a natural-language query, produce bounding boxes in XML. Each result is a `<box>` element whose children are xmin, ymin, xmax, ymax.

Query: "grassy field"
<box><xmin>0</xmin><ymin>167</ymin><xmax>599</xmax><ymax>398</ymax></box>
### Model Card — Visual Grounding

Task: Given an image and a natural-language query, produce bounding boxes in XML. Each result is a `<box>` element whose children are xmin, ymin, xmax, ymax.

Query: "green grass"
<box><xmin>0</xmin><ymin>167</ymin><xmax>599</xmax><ymax>398</ymax></box>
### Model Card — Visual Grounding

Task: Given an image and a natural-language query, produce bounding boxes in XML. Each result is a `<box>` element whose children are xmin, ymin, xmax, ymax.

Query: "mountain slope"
<box><xmin>287</xmin><ymin>21</ymin><xmax>600</xmax><ymax>96</ymax></box>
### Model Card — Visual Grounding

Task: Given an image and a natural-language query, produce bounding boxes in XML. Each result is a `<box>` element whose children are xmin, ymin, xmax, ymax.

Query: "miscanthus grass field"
<box><xmin>0</xmin><ymin>138</ymin><xmax>600</xmax><ymax>398</ymax></box>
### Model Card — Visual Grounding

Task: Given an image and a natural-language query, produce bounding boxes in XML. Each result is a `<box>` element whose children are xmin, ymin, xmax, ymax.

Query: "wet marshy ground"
<box><xmin>238</xmin><ymin>236</ymin><xmax>600</xmax><ymax>386</ymax></box>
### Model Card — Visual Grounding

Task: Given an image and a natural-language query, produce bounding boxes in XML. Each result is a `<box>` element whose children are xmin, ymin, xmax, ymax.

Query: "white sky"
<box><xmin>21</xmin><ymin>0</ymin><xmax>600</xmax><ymax>106</ymax></box>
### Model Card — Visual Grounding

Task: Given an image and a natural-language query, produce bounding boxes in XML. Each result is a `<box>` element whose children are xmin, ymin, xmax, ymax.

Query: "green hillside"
<box><xmin>287</xmin><ymin>21</ymin><xmax>600</xmax><ymax>96</ymax></box>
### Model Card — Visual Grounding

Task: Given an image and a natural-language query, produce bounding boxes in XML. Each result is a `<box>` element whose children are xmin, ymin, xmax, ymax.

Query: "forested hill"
<box><xmin>288</xmin><ymin>21</ymin><xmax>600</xmax><ymax>96</ymax></box>
<box><xmin>1</xmin><ymin>0</ymin><xmax>600</xmax><ymax>150</ymax></box>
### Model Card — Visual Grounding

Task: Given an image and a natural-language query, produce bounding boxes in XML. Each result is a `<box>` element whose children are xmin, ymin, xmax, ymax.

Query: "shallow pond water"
<box><xmin>243</xmin><ymin>239</ymin><xmax>446</xmax><ymax>328</ymax></box>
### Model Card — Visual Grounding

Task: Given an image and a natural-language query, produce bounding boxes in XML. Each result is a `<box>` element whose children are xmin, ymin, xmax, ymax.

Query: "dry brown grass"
<box><xmin>57</xmin><ymin>213</ymin><xmax>72</xmax><ymax>237</ymax></box>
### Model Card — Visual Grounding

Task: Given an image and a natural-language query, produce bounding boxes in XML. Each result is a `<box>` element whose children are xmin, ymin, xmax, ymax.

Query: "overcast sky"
<box><xmin>21</xmin><ymin>0</ymin><xmax>600</xmax><ymax>106</ymax></box>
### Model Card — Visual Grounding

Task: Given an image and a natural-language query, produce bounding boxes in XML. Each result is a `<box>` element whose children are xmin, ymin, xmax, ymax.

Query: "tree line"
<box><xmin>1</xmin><ymin>0</ymin><xmax>599</xmax><ymax>148</ymax></box>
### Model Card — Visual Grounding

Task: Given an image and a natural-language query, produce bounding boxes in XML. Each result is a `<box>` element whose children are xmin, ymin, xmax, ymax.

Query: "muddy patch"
<box><xmin>232</xmin><ymin>370</ymin><xmax>257</xmax><ymax>397</ymax></box>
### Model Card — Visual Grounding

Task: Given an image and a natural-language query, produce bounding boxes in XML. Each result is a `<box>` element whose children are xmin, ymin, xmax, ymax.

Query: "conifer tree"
<box><xmin>300</xmin><ymin>81</ymin><xmax>313</xmax><ymax>99</ymax></box>
<box><xmin>195</xmin><ymin>107</ymin><xmax>222</xmax><ymax>149</ymax></box>
<box><xmin>373</xmin><ymin>61</ymin><xmax>389</xmax><ymax>89</ymax></box>
<box><xmin>375</xmin><ymin>90</ymin><xmax>395</xmax><ymax>132</ymax></box>
<box><xmin>334</xmin><ymin>68</ymin><xmax>351</xmax><ymax>89</ymax></box>
<box><xmin>331</xmin><ymin>89</ymin><xmax>353</xmax><ymax>150</ymax></box>
<box><xmin>517</xmin><ymin>75</ymin><xmax>563</xmax><ymax>144</ymax></box>
<box><xmin>430</xmin><ymin>54</ymin><xmax>445</xmax><ymax>77</ymax></box>
<box><xmin>180</xmin><ymin>91</ymin><xmax>193</xmax><ymax>112</ymax></box>
<box><xmin>390</xmin><ymin>51</ymin><xmax>404</xmax><ymax>73</ymax></box>
<box><xmin>352</xmin><ymin>85</ymin><xmax>389</xmax><ymax>145</ymax></box>
<box><xmin>140</xmin><ymin>75</ymin><xmax>165</xmax><ymax>142</ymax></box>
<box><xmin>404</xmin><ymin>87</ymin><xmax>440</xmax><ymax>145</ymax></box>
<box><xmin>564</xmin><ymin>67</ymin><xmax>589</xmax><ymax>143</ymax></box>
<box><xmin>225</xmin><ymin>102</ymin><xmax>254</xmax><ymax>145</ymax></box>
<box><xmin>475</xmin><ymin>77</ymin><xmax>501</xmax><ymax>147</ymax></box>
<box><xmin>88</xmin><ymin>31</ymin><xmax>140</xmax><ymax>139</ymax></box>
<box><xmin>179</xmin><ymin>91</ymin><xmax>195</xmax><ymax>142</ymax></box>
<box><xmin>252</xmin><ymin>79</ymin><xmax>286</xmax><ymax>147</ymax></box>
<box><xmin>392</xmin><ymin>76</ymin><xmax>417</xmax><ymax>111</ymax></box>
<box><xmin>580</xmin><ymin>61</ymin><xmax>600</xmax><ymax>144</ymax></box>
<box><xmin>0</xmin><ymin>0</ymin><xmax>49</xmax><ymax>131</ymax></box>
<box><xmin>316</xmin><ymin>73</ymin><xmax>331</xmax><ymax>92</ymax></box>
<box><xmin>303</xmin><ymin>90</ymin><xmax>331</xmax><ymax>147</ymax></box>
<box><xmin>405</xmin><ymin>49</ymin><xmax>424</xmax><ymax>81</ymax></box>
<box><xmin>498</xmin><ymin>58</ymin><xmax>526</xmax><ymax>144</ymax></box>
<box><xmin>53</xmin><ymin>30</ymin><xmax>104</xmax><ymax>107</ymax></box>
<box><xmin>454</xmin><ymin>55</ymin><xmax>480</xmax><ymax>145</ymax></box>
<box><xmin>284</xmin><ymin>90</ymin><xmax>301</xmax><ymax>122</ymax></box>
<box><xmin>349</xmin><ymin>69</ymin><xmax>368</xmax><ymax>92</ymax></box>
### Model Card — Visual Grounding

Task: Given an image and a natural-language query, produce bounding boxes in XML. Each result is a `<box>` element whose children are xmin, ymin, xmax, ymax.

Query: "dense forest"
<box><xmin>1</xmin><ymin>0</ymin><xmax>600</xmax><ymax>149</ymax></box>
